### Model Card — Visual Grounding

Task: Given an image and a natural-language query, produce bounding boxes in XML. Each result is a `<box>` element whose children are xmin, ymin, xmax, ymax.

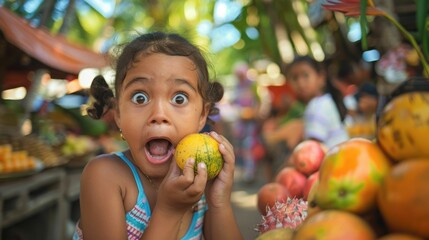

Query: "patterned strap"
<box><xmin>114</xmin><ymin>152</ymin><xmax>145</xmax><ymax>203</ymax></box>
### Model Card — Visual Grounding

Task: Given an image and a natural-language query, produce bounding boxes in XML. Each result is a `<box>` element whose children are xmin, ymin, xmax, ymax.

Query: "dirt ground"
<box><xmin>231</xmin><ymin>165</ymin><xmax>268</xmax><ymax>240</ymax></box>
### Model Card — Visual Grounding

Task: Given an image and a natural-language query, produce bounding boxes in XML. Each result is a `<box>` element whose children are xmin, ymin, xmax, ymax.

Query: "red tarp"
<box><xmin>0</xmin><ymin>7</ymin><xmax>109</xmax><ymax>75</ymax></box>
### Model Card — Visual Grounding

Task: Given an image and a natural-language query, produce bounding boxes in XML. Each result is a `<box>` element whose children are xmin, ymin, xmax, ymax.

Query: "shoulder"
<box><xmin>83</xmin><ymin>153</ymin><xmax>121</xmax><ymax>175</ymax></box>
<box><xmin>306</xmin><ymin>94</ymin><xmax>336</xmax><ymax>111</ymax></box>
<box><xmin>80</xmin><ymin>152</ymin><xmax>132</xmax><ymax>188</ymax></box>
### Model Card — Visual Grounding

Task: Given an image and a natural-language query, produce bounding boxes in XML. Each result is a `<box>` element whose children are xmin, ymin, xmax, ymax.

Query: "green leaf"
<box><xmin>416</xmin><ymin>0</ymin><xmax>429</xmax><ymax>62</ymax></box>
<box><xmin>416</xmin><ymin>0</ymin><xmax>428</xmax><ymax>40</ymax></box>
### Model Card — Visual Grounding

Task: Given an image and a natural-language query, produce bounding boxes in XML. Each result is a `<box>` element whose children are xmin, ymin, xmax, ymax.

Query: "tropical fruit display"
<box><xmin>0</xmin><ymin>144</ymin><xmax>37</xmax><ymax>173</ymax></box>
<box><xmin>253</xmin><ymin>81</ymin><xmax>429</xmax><ymax>239</ymax></box>
<box><xmin>175</xmin><ymin>133</ymin><xmax>223</xmax><ymax>180</ymax></box>
<box><xmin>61</xmin><ymin>133</ymin><xmax>98</xmax><ymax>157</ymax></box>
<box><xmin>255</xmin><ymin>140</ymin><xmax>325</xmax><ymax>236</ymax></box>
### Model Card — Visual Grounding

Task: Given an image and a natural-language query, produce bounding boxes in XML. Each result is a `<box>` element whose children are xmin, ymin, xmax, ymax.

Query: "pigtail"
<box><xmin>205</xmin><ymin>81</ymin><xmax>224</xmax><ymax>126</ymax></box>
<box><xmin>86</xmin><ymin>75</ymin><xmax>115</xmax><ymax>119</ymax></box>
<box><xmin>325</xmin><ymin>77</ymin><xmax>347</xmax><ymax>122</ymax></box>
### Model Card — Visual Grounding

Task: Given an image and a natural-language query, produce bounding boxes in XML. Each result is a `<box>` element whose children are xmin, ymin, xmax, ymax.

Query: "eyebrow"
<box><xmin>175</xmin><ymin>78</ymin><xmax>198</xmax><ymax>93</ymax></box>
<box><xmin>123</xmin><ymin>77</ymin><xmax>148</xmax><ymax>90</ymax></box>
<box><xmin>123</xmin><ymin>77</ymin><xmax>198</xmax><ymax>93</ymax></box>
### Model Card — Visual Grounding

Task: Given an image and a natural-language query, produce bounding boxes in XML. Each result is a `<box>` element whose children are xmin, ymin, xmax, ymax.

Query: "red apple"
<box><xmin>303</xmin><ymin>171</ymin><xmax>319</xmax><ymax>201</ymax></box>
<box><xmin>291</xmin><ymin>140</ymin><xmax>327</xmax><ymax>176</ymax></box>
<box><xmin>275</xmin><ymin>167</ymin><xmax>307</xmax><ymax>198</ymax></box>
<box><xmin>257</xmin><ymin>182</ymin><xmax>290</xmax><ymax>215</ymax></box>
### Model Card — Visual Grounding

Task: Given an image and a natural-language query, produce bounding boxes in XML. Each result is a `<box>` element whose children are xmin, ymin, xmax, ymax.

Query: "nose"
<box><xmin>295</xmin><ymin>77</ymin><xmax>306</xmax><ymax>91</ymax></box>
<box><xmin>147</xmin><ymin>101</ymin><xmax>170</xmax><ymax>125</ymax></box>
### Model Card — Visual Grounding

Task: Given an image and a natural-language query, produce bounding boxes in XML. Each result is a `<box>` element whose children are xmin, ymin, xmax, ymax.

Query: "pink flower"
<box><xmin>323</xmin><ymin>0</ymin><xmax>386</xmax><ymax>17</ymax></box>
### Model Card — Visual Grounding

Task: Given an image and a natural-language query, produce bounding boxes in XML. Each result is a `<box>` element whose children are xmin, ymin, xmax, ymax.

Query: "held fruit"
<box><xmin>175</xmin><ymin>133</ymin><xmax>223</xmax><ymax>180</ymax></box>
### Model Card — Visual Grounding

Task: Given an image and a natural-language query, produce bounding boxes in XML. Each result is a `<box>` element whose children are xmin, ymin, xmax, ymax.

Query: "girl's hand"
<box><xmin>204</xmin><ymin>131</ymin><xmax>236</xmax><ymax>208</ymax></box>
<box><xmin>155</xmin><ymin>156</ymin><xmax>208</xmax><ymax>214</ymax></box>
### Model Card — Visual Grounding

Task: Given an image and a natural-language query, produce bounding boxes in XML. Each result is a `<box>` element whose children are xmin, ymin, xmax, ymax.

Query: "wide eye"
<box><xmin>171</xmin><ymin>93</ymin><xmax>188</xmax><ymax>105</ymax></box>
<box><xmin>131</xmin><ymin>92</ymin><xmax>149</xmax><ymax>104</ymax></box>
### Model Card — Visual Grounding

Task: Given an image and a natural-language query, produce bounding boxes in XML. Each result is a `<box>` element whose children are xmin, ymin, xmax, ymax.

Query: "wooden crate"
<box><xmin>0</xmin><ymin>168</ymin><xmax>66</xmax><ymax>240</ymax></box>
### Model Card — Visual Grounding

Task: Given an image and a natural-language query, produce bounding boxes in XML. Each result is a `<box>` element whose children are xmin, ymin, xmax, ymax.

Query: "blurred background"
<box><xmin>0</xmin><ymin>0</ymin><xmax>423</xmax><ymax>239</ymax></box>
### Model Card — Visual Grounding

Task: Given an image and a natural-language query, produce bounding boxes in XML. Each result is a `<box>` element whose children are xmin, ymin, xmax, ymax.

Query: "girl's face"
<box><xmin>288</xmin><ymin>62</ymin><xmax>325</xmax><ymax>103</ymax></box>
<box><xmin>115</xmin><ymin>53</ymin><xmax>208</xmax><ymax>177</ymax></box>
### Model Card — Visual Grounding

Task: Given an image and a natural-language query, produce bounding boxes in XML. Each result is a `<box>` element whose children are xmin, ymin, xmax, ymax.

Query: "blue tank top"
<box><xmin>73</xmin><ymin>152</ymin><xmax>208</xmax><ymax>240</ymax></box>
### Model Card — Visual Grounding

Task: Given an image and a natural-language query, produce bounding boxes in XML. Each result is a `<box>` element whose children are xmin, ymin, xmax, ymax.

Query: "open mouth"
<box><xmin>144</xmin><ymin>138</ymin><xmax>174</xmax><ymax>164</ymax></box>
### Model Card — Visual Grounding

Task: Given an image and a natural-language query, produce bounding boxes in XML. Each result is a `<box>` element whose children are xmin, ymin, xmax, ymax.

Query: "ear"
<box><xmin>113</xmin><ymin>101</ymin><xmax>121</xmax><ymax>130</ymax></box>
<box><xmin>197</xmin><ymin>103</ymin><xmax>210</xmax><ymax>132</ymax></box>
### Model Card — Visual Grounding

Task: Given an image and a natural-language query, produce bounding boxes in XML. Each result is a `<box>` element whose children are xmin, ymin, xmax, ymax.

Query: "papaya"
<box><xmin>377</xmin><ymin>92</ymin><xmax>429</xmax><ymax>161</ymax></box>
<box><xmin>377</xmin><ymin>159</ymin><xmax>429</xmax><ymax>239</ymax></box>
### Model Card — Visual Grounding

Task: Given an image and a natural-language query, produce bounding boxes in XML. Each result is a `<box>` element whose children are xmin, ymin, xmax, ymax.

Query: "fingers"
<box><xmin>210</xmin><ymin>131</ymin><xmax>232</xmax><ymax>150</ymax></box>
<box><xmin>182</xmin><ymin>158</ymin><xmax>196</xmax><ymax>182</ymax></box>
<box><xmin>166</xmin><ymin>156</ymin><xmax>181</xmax><ymax>178</ymax></box>
<box><xmin>207</xmin><ymin>131</ymin><xmax>235</xmax><ymax>182</ymax></box>
<box><xmin>194</xmin><ymin>162</ymin><xmax>208</xmax><ymax>186</ymax></box>
<box><xmin>209</xmin><ymin>131</ymin><xmax>234</xmax><ymax>163</ymax></box>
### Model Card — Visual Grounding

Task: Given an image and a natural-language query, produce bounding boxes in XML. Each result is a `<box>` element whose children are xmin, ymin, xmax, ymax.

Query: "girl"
<box><xmin>74</xmin><ymin>32</ymin><xmax>242</xmax><ymax>240</ymax></box>
<box><xmin>287</xmin><ymin>55</ymin><xmax>349</xmax><ymax>148</ymax></box>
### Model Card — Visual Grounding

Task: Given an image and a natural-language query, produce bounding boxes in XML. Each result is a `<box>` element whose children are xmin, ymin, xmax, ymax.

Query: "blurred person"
<box><xmin>231</xmin><ymin>62</ymin><xmax>262</xmax><ymax>183</ymax></box>
<box><xmin>287</xmin><ymin>55</ymin><xmax>350</xmax><ymax>149</ymax></box>
<box><xmin>346</xmin><ymin>82</ymin><xmax>379</xmax><ymax>139</ymax></box>
<box><xmin>261</xmin><ymin>86</ymin><xmax>306</xmax><ymax>179</ymax></box>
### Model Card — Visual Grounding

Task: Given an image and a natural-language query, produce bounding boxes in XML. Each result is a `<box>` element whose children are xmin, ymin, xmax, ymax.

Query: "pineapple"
<box><xmin>255</xmin><ymin>197</ymin><xmax>308</xmax><ymax>234</ymax></box>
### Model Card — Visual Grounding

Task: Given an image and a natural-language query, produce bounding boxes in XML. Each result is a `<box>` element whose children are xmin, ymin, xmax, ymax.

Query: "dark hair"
<box><xmin>286</xmin><ymin>55</ymin><xmax>324</xmax><ymax>75</ymax></box>
<box><xmin>87</xmin><ymin>32</ymin><xmax>223</xmax><ymax>125</ymax></box>
<box><xmin>288</xmin><ymin>55</ymin><xmax>347</xmax><ymax>122</ymax></box>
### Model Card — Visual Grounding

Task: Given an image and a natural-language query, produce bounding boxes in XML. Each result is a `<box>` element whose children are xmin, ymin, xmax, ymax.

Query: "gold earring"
<box><xmin>120</xmin><ymin>129</ymin><xmax>125</xmax><ymax>141</ymax></box>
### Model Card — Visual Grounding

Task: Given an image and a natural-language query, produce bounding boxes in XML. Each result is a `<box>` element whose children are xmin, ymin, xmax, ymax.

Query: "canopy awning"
<box><xmin>0</xmin><ymin>7</ymin><xmax>109</xmax><ymax>75</ymax></box>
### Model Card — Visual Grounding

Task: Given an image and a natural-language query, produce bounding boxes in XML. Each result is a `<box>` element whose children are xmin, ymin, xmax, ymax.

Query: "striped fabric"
<box><xmin>73</xmin><ymin>152</ymin><xmax>208</xmax><ymax>240</ymax></box>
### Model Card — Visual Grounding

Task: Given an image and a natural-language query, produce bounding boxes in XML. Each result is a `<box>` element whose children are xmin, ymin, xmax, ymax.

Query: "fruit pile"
<box><xmin>255</xmin><ymin>140</ymin><xmax>326</xmax><ymax>236</ymax></box>
<box><xmin>61</xmin><ymin>134</ymin><xmax>98</xmax><ymax>157</ymax></box>
<box><xmin>0</xmin><ymin>144</ymin><xmax>37</xmax><ymax>173</ymax></box>
<box><xmin>256</xmin><ymin>140</ymin><xmax>326</xmax><ymax>216</ymax></box>
<box><xmin>255</xmin><ymin>88</ymin><xmax>429</xmax><ymax>239</ymax></box>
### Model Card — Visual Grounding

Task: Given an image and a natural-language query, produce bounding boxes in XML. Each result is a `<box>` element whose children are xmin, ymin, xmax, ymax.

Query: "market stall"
<box><xmin>0</xmin><ymin>7</ymin><xmax>122</xmax><ymax>240</ymax></box>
